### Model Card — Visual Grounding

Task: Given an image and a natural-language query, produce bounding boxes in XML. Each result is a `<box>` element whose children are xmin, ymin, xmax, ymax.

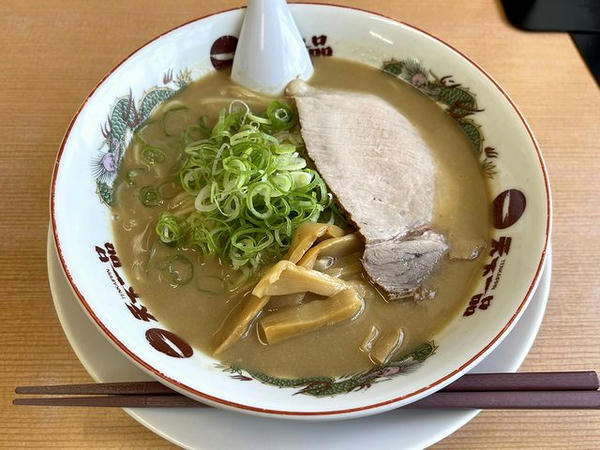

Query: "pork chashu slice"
<box><xmin>291</xmin><ymin>86</ymin><xmax>448</xmax><ymax>299</ymax></box>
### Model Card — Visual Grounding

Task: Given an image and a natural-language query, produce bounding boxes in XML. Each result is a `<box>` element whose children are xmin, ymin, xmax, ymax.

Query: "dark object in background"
<box><xmin>502</xmin><ymin>0</ymin><xmax>600</xmax><ymax>32</ymax></box>
<box><xmin>500</xmin><ymin>0</ymin><xmax>600</xmax><ymax>85</ymax></box>
<box><xmin>571</xmin><ymin>33</ymin><xmax>600</xmax><ymax>83</ymax></box>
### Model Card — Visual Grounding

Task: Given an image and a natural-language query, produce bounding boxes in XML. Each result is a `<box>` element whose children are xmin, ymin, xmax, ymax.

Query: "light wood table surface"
<box><xmin>1</xmin><ymin>0</ymin><xmax>599</xmax><ymax>448</ymax></box>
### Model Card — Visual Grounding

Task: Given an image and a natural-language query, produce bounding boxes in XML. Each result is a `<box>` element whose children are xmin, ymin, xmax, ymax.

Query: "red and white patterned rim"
<box><xmin>50</xmin><ymin>3</ymin><xmax>551</xmax><ymax>417</ymax></box>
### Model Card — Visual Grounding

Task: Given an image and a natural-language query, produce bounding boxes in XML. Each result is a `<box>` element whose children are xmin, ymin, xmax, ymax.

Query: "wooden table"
<box><xmin>1</xmin><ymin>0</ymin><xmax>598</xmax><ymax>447</ymax></box>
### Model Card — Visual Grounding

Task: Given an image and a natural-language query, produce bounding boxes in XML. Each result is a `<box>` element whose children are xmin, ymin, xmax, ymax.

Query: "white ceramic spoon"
<box><xmin>231</xmin><ymin>0</ymin><xmax>314</xmax><ymax>95</ymax></box>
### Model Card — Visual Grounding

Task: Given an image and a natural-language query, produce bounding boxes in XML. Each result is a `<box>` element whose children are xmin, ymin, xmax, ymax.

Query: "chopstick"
<box><xmin>14</xmin><ymin>395</ymin><xmax>203</xmax><ymax>408</ymax></box>
<box><xmin>13</xmin><ymin>391</ymin><xmax>600</xmax><ymax>409</ymax></box>
<box><xmin>15</xmin><ymin>381</ymin><xmax>174</xmax><ymax>396</ymax></box>
<box><xmin>13</xmin><ymin>371</ymin><xmax>600</xmax><ymax>410</ymax></box>
<box><xmin>411</xmin><ymin>391</ymin><xmax>600</xmax><ymax>409</ymax></box>
<box><xmin>441</xmin><ymin>371</ymin><xmax>599</xmax><ymax>392</ymax></box>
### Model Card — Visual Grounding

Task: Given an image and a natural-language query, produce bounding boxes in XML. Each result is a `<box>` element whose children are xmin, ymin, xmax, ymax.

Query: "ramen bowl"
<box><xmin>51</xmin><ymin>4</ymin><xmax>550</xmax><ymax>419</ymax></box>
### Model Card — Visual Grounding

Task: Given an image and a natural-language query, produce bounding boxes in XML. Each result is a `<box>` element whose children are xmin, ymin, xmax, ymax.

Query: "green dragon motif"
<box><xmin>382</xmin><ymin>58</ymin><xmax>497</xmax><ymax>177</ymax></box>
<box><xmin>140</xmin><ymin>87</ymin><xmax>176</xmax><ymax>120</ymax></box>
<box><xmin>93</xmin><ymin>68</ymin><xmax>192</xmax><ymax>205</ymax></box>
<box><xmin>218</xmin><ymin>341</ymin><xmax>437</xmax><ymax>397</ymax></box>
<box><xmin>459</xmin><ymin>119</ymin><xmax>483</xmax><ymax>157</ymax></box>
<box><xmin>96</xmin><ymin>180</ymin><xmax>114</xmax><ymax>206</ymax></box>
<box><xmin>108</xmin><ymin>96</ymin><xmax>134</xmax><ymax>144</ymax></box>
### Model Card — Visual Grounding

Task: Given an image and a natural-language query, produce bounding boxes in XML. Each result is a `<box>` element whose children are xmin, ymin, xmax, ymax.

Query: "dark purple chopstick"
<box><xmin>410</xmin><ymin>390</ymin><xmax>600</xmax><ymax>409</ymax></box>
<box><xmin>13</xmin><ymin>371</ymin><xmax>600</xmax><ymax>410</ymax></box>
<box><xmin>12</xmin><ymin>391</ymin><xmax>600</xmax><ymax>410</ymax></box>
<box><xmin>15</xmin><ymin>381</ymin><xmax>173</xmax><ymax>396</ymax></box>
<box><xmin>14</xmin><ymin>394</ymin><xmax>203</xmax><ymax>408</ymax></box>
<box><xmin>443</xmin><ymin>371</ymin><xmax>599</xmax><ymax>392</ymax></box>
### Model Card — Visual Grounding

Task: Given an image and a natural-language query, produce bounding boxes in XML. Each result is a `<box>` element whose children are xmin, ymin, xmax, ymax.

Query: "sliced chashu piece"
<box><xmin>362</xmin><ymin>230</ymin><xmax>447</xmax><ymax>299</ymax></box>
<box><xmin>289</xmin><ymin>82</ymin><xmax>448</xmax><ymax>299</ymax></box>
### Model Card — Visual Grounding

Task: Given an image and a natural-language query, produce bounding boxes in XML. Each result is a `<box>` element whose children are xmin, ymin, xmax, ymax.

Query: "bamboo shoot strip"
<box><xmin>297</xmin><ymin>233</ymin><xmax>364</xmax><ymax>269</ymax></box>
<box><xmin>212</xmin><ymin>294</ymin><xmax>270</xmax><ymax>355</ymax></box>
<box><xmin>284</xmin><ymin>223</ymin><xmax>345</xmax><ymax>263</ymax></box>
<box><xmin>360</xmin><ymin>325</ymin><xmax>381</xmax><ymax>353</ymax></box>
<box><xmin>288</xmin><ymin>233</ymin><xmax>364</xmax><ymax>304</ymax></box>
<box><xmin>258</xmin><ymin>289</ymin><xmax>363</xmax><ymax>344</ymax></box>
<box><xmin>323</xmin><ymin>258</ymin><xmax>363</xmax><ymax>279</ymax></box>
<box><xmin>370</xmin><ymin>328</ymin><xmax>405</xmax><ymax>365</ymax></box>
<box><xmin>252</xmin><ymin>261</ymin><xmax>347</xmax><ymax>297</ymax></box>
<box><xmin>214</xmin><ymin>258</ymin><xmax>348</xmax><ymax>354</ymax></box>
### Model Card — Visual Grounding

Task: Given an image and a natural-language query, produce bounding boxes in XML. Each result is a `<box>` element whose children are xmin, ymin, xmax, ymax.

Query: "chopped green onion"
<box><xmin>246</xmin><ymin>182</ymin><xmax>273</xmax><ymax>219</ymax></box>
<box><xmin>141</xmin><ymin>145</ymin><xmax>166</xmax><ymax>165</ymax></box>
<box><xmin>139</xmin><ymin>185</ymin><xmax>162</xmax><ymax>207</ymax></box>
<box><xmin>266</xmin><ymin>100</ymin><xmax>296</xmax><ymax>131</ymax></box>
<box><xmin>276</xmin><ymin>154</ymin><xmax>307</xmax><ymax>171</ymax></box>
<box><xmin>183</xmin><ymin>125</ymin><xmax>202</xmax><ymax>144</ymax></box>
<box><xmin>223</xmin><ymin>266</ymin><xmax>252</xmax><ymax>293</ymax></box>
<box><xmin>152</xmin><ymin>99</ymin><xmax>336</xmax><ymax>272</ymax></box>
<box><xmin>276</xmin><ymin>143</ymin><xmax>296</xmax><ymax>154</ymax></box>
<box><xmin>161</xmin><ymin>103</ymin><xmax>189</xmax><ymax>137</ymax></box>
<box><xmin>164</xmin><ymin>254</ymin><xmax>194</xmax><ymax>287</ymax></box>
<box><xmin>218</xmin><ymin>193</ymin><xmax>241</xmax><ymax>219</ymax></box>
<box><xmin>269</xmin><ymin>172</ymin><xmax>294</xmax><ymax>195</ymax></box>
<box><xmin>231</xmin><ymin>226</ymin><xmax>275</xmax><ymax>254</ymax></box>
<box><xmin>156</xmin><ymin>213</ymin><xmax>184</xmax><ymax>244</ymax></box>
<box><xmin>195</xmin><ymin>185</ymin><xmax>218</xmax><ymax>212</ymax></box>
<box><xmin>290</xmin><ymin>170</ymin><xmax>312</xmax><ymax>189</ymax></box>
<box><xmin>183</xmin><ymin>116</ymin><xmax>211</xmax><ymax>145</ymax></box>
<box><xmin>195</xmin><ymin>274</ymin><xmax>224</xmax><ymax>296</ymax></box>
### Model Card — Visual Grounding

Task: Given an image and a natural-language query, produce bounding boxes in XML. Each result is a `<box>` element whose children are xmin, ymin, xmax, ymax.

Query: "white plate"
<box><xmin>47</xmin><ymin>231</ymin><xmax>551</xmax><ymax>449</ymax></box>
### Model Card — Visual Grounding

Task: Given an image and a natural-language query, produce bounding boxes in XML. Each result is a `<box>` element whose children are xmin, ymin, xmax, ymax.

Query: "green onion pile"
<box><xmin>154</xmin><ymin>100</ymin><xmax>336</xmax><ymax>273</ymax></box>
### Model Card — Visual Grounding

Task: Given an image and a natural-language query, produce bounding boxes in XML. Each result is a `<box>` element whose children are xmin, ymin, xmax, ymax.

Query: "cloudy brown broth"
<box><xmin>111</xmin><ymin>58</ymin><xmax>490</xmax><ymax>378</ymax></box>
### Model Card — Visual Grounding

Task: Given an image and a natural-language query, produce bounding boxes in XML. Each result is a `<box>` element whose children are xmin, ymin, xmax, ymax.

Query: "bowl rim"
<box><xmin>50</xmin><ymin>2</ymin><xmax>552</xmax><ymax>417</ymax></box>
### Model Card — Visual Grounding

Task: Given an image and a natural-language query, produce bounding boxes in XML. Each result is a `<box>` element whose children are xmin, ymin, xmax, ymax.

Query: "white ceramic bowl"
<box><xmin>51</xmin><ymin>4</ymin><xmax>551</xmax><ymax>420</ymax></box>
